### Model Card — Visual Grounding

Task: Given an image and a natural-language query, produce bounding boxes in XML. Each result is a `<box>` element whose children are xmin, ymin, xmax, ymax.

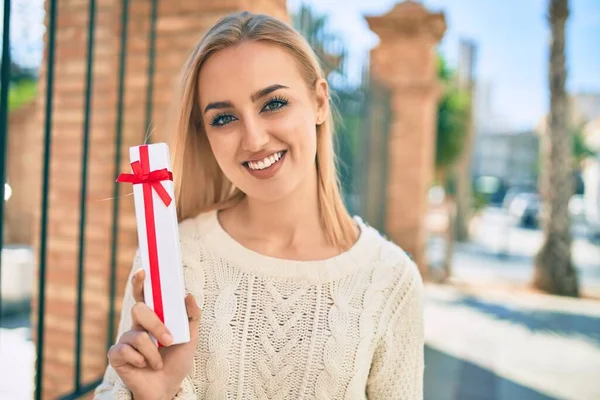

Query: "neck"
<box><xmin>235</xmin><ymin>166</ymin><xmax>324</xmax><ymax>247</ymax></box>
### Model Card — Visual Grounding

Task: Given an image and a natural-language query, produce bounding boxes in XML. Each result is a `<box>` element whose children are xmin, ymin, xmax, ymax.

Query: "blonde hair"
<box><xmin>170</xmin><ymin>11</ymin><xmax>356</xmax><ymax>249</ymax></box>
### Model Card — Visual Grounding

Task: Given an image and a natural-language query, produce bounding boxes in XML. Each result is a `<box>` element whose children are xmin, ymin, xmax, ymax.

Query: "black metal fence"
<box><xmin>293</xmin><ymin>5</ymin><xmax>392</xmax><ymax>233</ymax></box>
<box><xmin>0</xmin><ymin>0</ymin><xmax>161</xmax><ymax>398</ymax></box>
<box><xmin>0</xmin><ymin>1</ymin><xmax>391</xmax><ymax>399</ymax></box>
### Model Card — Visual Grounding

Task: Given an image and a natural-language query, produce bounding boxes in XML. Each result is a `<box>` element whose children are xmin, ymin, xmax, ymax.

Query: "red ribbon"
<box><xmin>117</xmin><ymin>145</ymin><xmax>172</xmax><ymax>339</ymax></box>
<box><xmin>116</xmin><ymin>158</ymin><xmax>173</xmax><ymax>207</ymax></box>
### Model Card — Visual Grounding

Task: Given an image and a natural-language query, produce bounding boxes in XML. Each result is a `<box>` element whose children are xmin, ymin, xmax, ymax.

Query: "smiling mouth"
<box><xmin>242</xmin><ymin>150</ymin><xmax>287</xmax><ymax>171</ymax></box>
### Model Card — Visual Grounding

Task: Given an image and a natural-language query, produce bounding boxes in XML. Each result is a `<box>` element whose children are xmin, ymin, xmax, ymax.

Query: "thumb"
<box><xmin>184</xmin><ymin>294</ymin><xmax>201</xmax><ymax>344</ymax></box>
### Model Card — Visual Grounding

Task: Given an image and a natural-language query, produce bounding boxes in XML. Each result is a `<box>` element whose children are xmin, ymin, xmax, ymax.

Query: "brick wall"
<box><xmin>31</xmin><ymin>0</ymin><xmax>288</xmax><ymax>398</ymax></box>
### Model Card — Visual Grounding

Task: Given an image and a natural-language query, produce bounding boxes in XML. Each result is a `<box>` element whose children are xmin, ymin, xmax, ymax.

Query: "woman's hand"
<box><xmin>107</xmin><ymin>269</ymin><xmax>201</xmax><ymax>400</ymax></box>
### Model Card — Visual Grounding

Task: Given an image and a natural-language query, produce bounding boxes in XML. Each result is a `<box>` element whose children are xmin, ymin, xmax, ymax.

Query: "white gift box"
<box><xmin>119</xmin><ymin>143</ymin><xmax>190</xmax><ymax>346</ymax></box>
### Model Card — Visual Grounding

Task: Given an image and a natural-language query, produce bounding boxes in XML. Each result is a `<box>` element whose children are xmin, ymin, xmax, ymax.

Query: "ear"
<box><xmin>314</xmin><ymin>78</ymin><xmax>329</xmax><ymax>125</ymax></box>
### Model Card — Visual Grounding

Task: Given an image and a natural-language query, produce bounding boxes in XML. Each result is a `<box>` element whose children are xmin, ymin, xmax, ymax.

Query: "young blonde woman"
<box><xmin>95</xmin><ymin>11</ymin><xmax>424</xmax><ymax>400</ymax></box>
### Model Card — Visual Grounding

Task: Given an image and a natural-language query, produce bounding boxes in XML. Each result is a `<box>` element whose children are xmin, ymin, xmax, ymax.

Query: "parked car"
<box><xmin>507</xmin><ymin>192</ymin><xmax>541</xmax><ymax>228</ymax></box>
<box><xmin>505</xmin><ymin>191</ymin><xmax>589</xmax><ymax>230</ymax></box>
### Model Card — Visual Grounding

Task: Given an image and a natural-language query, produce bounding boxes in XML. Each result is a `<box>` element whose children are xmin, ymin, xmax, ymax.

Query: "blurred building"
<box><xmin>571</xmin><ymin>93</ymin><xmax>600</xmax><ymax>125</ymax></box>
<box><xmin>474</xmin><ymin>80</ymin><xmax>514</xmax><ymax>134</ymax></box>
<box><xmin>472</xmin><ymin>130</ymin><xmax>539</xmax><ymax>189</ymax></box>
<box><xmin>536</xmin><ymin>92</ymin><xmax>600</xmax><ymax>133</ymax></box>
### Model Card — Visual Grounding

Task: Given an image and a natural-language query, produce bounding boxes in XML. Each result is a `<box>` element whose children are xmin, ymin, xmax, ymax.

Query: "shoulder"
<box><xmin>357</xmin><ymin>218</ymin><xmax>423</xmax><ymax>321</ymax></box>
<box><xmin>178</xmin><ymin>210</ymin><xmax>217</xmax><ymax>242</ymax></box>
<box><xmin>176</xmin><ymin>210</ymin><xmax>221</xmax><ymax>265</ymax></box>
<box><xmin>357</xmin><ymin>217</ymin><xmax>421</xmax><ymax>285</ymax></box>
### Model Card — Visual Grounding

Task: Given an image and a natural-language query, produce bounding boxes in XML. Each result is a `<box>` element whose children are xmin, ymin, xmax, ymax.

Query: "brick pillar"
<box><xmin>32</xmin><ymin>1</ymin><xmax>288</xmax><ymax>398</ymax></box>
<box><xmin>366</xmin><ymin>1</ymin><xmax>446</xmax><ymax>274</ymax></box>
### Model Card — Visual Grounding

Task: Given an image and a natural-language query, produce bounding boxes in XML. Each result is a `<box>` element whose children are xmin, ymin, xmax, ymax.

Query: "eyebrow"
<box><xmin>250</xmin><ymin>84</ymin><xmax>289</xmax><ymax>102</ymax></box>
<box><xmin>203</xmin><ymin>84</ymin><xmax>289</xmax><ymax>114</ymax></box>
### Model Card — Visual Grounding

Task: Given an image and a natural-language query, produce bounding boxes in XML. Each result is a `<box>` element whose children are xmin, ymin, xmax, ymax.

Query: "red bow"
<box><xmin>117</xmin><ymin>161</ymin><xmax>173</xmax><ymax>206</ymax></box>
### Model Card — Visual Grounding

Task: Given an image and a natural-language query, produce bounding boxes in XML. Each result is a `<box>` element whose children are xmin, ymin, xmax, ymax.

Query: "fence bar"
<box><xmin>144</xmin><ymin>0</ymin><xmax>158</xmax><ymax>142</ymax></box>
<box><xmin>74</xmin><ymin>0</ymin><xmax>97</xmax><ymax>391</ymax></box>
<box><xmin>35</xmin><ymin>0</ymin><xmax>58</xmax><ymax>397</ymax></box>
<box><xmin>107</xmin><ymin>0</ymin><xmax>130</xmax><ymax>352</ymax></box>
<box><xmin>0</xmin><ymin>0</ymin><xmax>11</xmax><ymax>328</ymax></box>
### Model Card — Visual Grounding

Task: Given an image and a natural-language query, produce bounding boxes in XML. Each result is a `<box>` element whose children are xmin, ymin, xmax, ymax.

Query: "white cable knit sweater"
<box><xmin>95</xmin><ymin>211</ymin><xmax>424</xmax><ymax>399</ymax></box>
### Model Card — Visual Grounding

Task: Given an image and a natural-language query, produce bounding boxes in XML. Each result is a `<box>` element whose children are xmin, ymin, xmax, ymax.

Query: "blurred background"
<box><xmin>0</xmin><ymin>0</ymin><xmax>599</xmax><ymax>399</ymax></box>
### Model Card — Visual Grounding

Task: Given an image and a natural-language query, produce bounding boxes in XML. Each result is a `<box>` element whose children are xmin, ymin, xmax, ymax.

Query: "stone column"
<box><xmin>366</xmin><ymin>1</ymin><xmax>446</xmax><ymax>274</ymax></box>
<box><xmin>32</xmin><ymin>1</ymin><xmax>288</xmax><ymax>398</ymax></box>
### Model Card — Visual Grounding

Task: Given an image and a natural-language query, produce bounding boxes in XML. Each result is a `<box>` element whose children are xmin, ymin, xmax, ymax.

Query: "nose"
<box><xmin>240</xmin><ymin>117</ymin><xmax>269</xmax><ymax>152</ymax></box>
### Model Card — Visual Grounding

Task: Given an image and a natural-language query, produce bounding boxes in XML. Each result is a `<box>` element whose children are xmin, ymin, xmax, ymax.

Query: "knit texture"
<box><xmin>94</xmin><ymin>211</ymin><xmax>424</xmax><ymax>399</ymax></box>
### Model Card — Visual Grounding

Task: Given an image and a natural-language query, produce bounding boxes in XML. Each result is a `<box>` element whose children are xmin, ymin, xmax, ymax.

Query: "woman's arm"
<box><xmin>366</xmin><ymin>263</ymin><xmax>425</xmax><ymax>399</ymax></box>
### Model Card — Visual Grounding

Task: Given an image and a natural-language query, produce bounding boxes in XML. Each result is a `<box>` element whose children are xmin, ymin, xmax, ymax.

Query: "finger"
<box><xmin>131</xmin><ymin>269</ymin><xmax>145</xmax><ymax>303</ymax></box>
<box><xmin>185</xmin><ymin>294</ymin><xmax>201</xmax><ymax>342</ymax></box>
<box><xmin>108</xmin><ymin>343</ymin><xmax>147</xmax><ymax>369</ymax></box>
<box><xmin>120</xmin><ymin>330</ymin><xmax>164</xmax><ymax>370</ymax></box>
<box><xmin>131</xmin><ymin>301</ymin><xmax>173</xmax><ymax>346</ymax></box>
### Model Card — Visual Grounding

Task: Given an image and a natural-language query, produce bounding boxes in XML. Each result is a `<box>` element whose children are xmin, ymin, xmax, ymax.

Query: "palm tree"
<box><xmin>435</xmin><ymin>57</ymin><xmax>469</xmax><ymax>281</ymax></box>
<box><xmin>534</xmin><ymin>0</ymin><xmax>579</xmax><ymax>296</ymax></box>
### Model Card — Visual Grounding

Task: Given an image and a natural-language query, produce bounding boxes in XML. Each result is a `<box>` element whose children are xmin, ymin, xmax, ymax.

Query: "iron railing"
<box><xmin>0</xmin><ymin>0</ymin><xmax>12</xmax><ymax>337</ymax></box>
<box><xmin>0</xmin><ymin>0</ymin><xmax>158</xmax><ymax>397</ymax></box>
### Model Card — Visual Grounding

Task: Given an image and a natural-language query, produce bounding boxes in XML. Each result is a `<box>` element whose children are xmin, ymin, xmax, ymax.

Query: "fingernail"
<box><xmin>156</xmin><ymin>362</ymin><xmax>163</xmax><ymax>370</ymax></box>
<box><xmin>161</xmin><ymin>333</ymin><xmax>172</xmax><ymax>346</ymax></box>
<box><xmin>139</xmin><ymin>360</ymin><xmax>146</xmax><ymax>368</ymax></box>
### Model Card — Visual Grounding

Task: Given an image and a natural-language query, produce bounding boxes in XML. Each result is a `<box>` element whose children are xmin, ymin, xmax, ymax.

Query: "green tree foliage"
<box><xmin>435</xmin><ymin>57</ymin><xmax>470</xmax><ymax>174</ymax></box>
<box><xmin>292</xmin><ymin>4</ymin><xmax>345</xmax><ymax>76</ymax></box>
<box><xmin>8</xmin><ymin>79</ymin><xmax>37</xmax><ymax>112</ymax></box>
<box><xmin>0</xmin><ymin>60</ymin><xmax>38</xmax><ymax>112</ymax></box>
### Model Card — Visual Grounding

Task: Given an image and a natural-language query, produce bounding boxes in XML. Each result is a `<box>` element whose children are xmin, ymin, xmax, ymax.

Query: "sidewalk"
<box><xmin>423</xmin><ymin>283</ymin><xmax>600</xmax><ymax>400</ymax></box>
<box><xmin>0</xmin><ymin>315</ymin><xmax>34</xmax><ymax>400</ymax></box>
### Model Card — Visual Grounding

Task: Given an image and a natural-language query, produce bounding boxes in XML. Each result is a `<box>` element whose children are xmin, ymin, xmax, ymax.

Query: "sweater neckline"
<box><xmin>197</xmin><ymin>210</ymin><xmax>378</xmax><ymax>283</ymax></box>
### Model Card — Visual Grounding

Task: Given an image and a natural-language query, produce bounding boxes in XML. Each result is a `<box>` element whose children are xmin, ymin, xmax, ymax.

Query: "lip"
<box><xmin>243</xmin><ymin>150</ymin><xmax>287</xmax><ymax>180</ymax></box>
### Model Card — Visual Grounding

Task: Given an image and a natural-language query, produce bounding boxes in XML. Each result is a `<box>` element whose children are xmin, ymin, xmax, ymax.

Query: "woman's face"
<box><xmin>197</xmin><ymin>41</ymin><xmax>329</xmax><ymax>203</ymax></box>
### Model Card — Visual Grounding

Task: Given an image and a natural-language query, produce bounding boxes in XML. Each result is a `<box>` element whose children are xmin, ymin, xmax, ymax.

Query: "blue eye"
<box><xmin>210</xmin><ymin>113</ymin><xmax>237</xmax><ymax>127</ymax></box>
<box><xmin>262</xmin><ymin>96</ymin><xmax>288</xmax><ymax>112</ymax></box>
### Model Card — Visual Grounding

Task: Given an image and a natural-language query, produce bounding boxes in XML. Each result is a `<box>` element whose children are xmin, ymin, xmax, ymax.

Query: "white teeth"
<box><xmin>247</xmin><ymin>151</ymin><xmax>284</xmax><ymax>171</ymax></box>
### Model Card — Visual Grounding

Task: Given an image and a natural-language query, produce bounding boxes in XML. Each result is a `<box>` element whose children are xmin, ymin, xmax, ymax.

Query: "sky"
<box><xmin>4</xmin><ymin>0</ymin><xmax>600</xmax><ymax>131</ymax></box>
<box><xmin>0</xmin><ymin>0</ymin><xmax>45</xmax><ymax>69</ymax></box>
<box><xmin>288</xmin><ymin>0</ymin><xmax>600</xmax><ymax>131</ymax></box>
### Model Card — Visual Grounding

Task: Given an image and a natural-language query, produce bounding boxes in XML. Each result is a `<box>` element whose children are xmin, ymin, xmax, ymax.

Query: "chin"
<box><xmin>240</xmin><ymin>180</ymin><xmax>299</xmax><ymax>204</ymax></box>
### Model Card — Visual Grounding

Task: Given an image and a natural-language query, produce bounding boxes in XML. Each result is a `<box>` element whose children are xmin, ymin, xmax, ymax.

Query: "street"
<box><xmin>428</xmin><ymin>207</ymin><xmax>600</xmax><ymax>296</ymax></box>
<box><xmin>424</xmin><ymin>206</ymin><xmax>600</xmax><ymax>400</ymax></box>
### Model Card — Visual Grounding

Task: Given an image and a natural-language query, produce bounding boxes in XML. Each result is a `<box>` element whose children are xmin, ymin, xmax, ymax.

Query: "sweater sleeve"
<box><xmin>93</xmin><ymin>252</ymin><xmax>197</xmax><ymax>400</ymax></box>
<box><xmin>366</xmin><ymin>261</ymin><xmax>425</xmax><ymax>399</ymax></box>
